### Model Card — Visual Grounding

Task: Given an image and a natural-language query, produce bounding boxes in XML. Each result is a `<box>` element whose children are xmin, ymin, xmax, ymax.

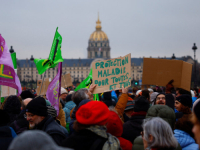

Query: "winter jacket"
<box><xmin>10</xmin><ymin>110</ymin><xmax>29</xmax><ymax>134</ymax></box>
<box><xmin>133</xmin><ymin>105</ymin><xmax>182</xmax><ymax>150</ymax></box>
<box><xmin>115</xmin><ymin>93</ymin><xmax>129</xmax><ymax>123</ymax></box>
<box><xmin>63</xmin><ymin>101</ymin><xmax>76</xmax><ymax>123</ymax></box>
<box><xmin>174</xmin><ymin>129</ymin><xmax>198</xmax><ymax>150</ymax></box>
<box><xmin>34</xmin><ymin>115</ymin><xmax>67</xmax><ymax>146</ymax></box>
<box><xmin>107</xmin><ymin>111</ymin><xmax>132</xmax><ymax>150</ymax></box>
<box><xmin>0</xmin><ymin>126</ymin><xmax>17</xmax><ymax>150</ymax></box>
<box><xmin>121</xmin><ymin>111</ymin><xmax>146</xmax><ymax>143</ymax></box>
<box><xmin>57</xmin><ymin>102</ymin><xmax>66</xmax><ymax>128</ymax></box>
<box><xmin>62</xmin><ymin>125</ymin><xmax>120</xmax><ymax>150</ymax></box>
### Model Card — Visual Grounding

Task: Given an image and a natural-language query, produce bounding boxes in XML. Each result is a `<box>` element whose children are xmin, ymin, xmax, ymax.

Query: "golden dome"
<box><xmin>89</xmin><ymin>14</ymin><xmax>108</xmax><ymax>41</ymax></box>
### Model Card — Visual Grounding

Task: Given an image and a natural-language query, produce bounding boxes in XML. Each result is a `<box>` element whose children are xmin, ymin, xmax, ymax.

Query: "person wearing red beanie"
<box><xmin>62</xmin><ymin>101</ymin><xmax>121</xmax><ymax>150</ymax></box>
<box><xmin>107</xmin><ymin>110</ymin><xmax>133</xmax><ymax>150</ymax></box>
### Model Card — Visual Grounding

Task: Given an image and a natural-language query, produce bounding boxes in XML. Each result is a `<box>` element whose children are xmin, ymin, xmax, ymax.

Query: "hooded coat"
<box><xmin>174</xmin><ymin>129</ymin><xmax>198</xmax><ymax>150</ymax></box>
<box><xmin>132</xmin><ymin>105</ymin><xmax>182</xmax><ymax>150</ymax></box>
<box><xmin>107</xmin><ymin>111</ymin><xmax>132</xmax><ymax>150</ymax></box>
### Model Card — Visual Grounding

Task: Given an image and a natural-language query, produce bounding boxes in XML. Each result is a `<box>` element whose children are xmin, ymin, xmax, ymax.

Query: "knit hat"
<box><xmin>47</xmin><ymin>106</ymin><xmax>57</xmax><ymax>118</ymax></box>
<box><xmin>61</xmin><ymin>87</ymin><xmax>68</xmax><ymax>95</ymax></box>
<box><xmin>0</xmin><ymin>110</ymin><xmax>10</xmax><ymax>126</ymax></box>
<box><xmin>20</xmin><ymin>90</ymin><xmax>34</xmax><ymax>100</ymax></box>
<box><xmin>193</xmin><ymin>100</ymin><xmax>200</xmax><ymax>122</ymax></box>
<box><xmin>176</xmin><ymin>94</ymin><xmax>192</xmax><ymax>108</ymax></box>
<box><xmin>76</xmin><ymin>101</ymin><xmax>109</xmax><ymax>125</ymax></box>
<box><xmin>26</xmin><ymin>97</ymin><xmax>48</xmax><ymax>117</ymax></box>
<box><xmin>8</xmin><ymin>130</ymin><xmax>72</xmax><ymax>150</ymax></box>
<box><xmin>133</xmin><ymin>96</ymin><xmax>149</xmax><ymax>112</ymax></box>
<box><xmin>124</xmin><ymin>100</ymin><xmax>135</xmax><ymax>111</ymax></box>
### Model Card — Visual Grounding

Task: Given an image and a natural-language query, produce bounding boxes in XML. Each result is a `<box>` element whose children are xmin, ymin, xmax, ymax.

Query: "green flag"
<box><xmin>11</xmin><ymin>52</ymin><xmax>17</xmax><ymax>69</ymax></box>
<box><xmin>34</xmin><ymin>27</ymin><xmax>63</xmax><ymax>74</ymax></box>
<box><xmin>74</xmin><ymin>69</ymin><xmax>99</xmax><ymax>101</ymax></box>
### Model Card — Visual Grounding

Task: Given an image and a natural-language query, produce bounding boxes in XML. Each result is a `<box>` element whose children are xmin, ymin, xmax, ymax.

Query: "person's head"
<box><xmin>60</xmin><ymin>87</ymin><xmax>68</xmax><ymax>100</ymax></box>
<box><xmin>124</xmin><ymin>100</ymin><xmax>135</xmax><ymax>118</ymax></box>
<box><xmin>74</xmin><ymin>101</ymin><xmax>109</xmax><ymax>131</ymax></box>
<box><xmin>20</xmin><ymin>90</ymin><xmax>34</xmax><ymax>100</ymax></box>
<box><xmin>191</xmin><ymin>100</ymin><xmax>200</xmax><ymax>147</ymax></box>
<box><xmin>150</xmin><ymin>92</ymin><xmax>159</xmax><ymax>105</ymax></box>
<box><xmin>134</xmin><ymin>96</ymin><xmax>149</xmax><ymax>113</ymax></box>
<box><xmin>21</xmin><ymin>98</ymin><xmax>32</xmax><ymax>110</ymax></box>
<box><xmin>142</xmin><ymin>117</ymin><xmax>178</xmax><ymax>149</ymax></box>
<box><xmin>154</xmin><ymin>93</ymin><xmax>166</xmax><ymax>105</ymax></box>
<box><xmin>72</xmin><ymin>88</ymin><xmax>90</xmax><ymax>105</ymax></box>
<box><xmin>176</xmin><ymin>88</ymin><xmax>191</xmax><ymax>97</ymax></box>
<box><xmin>175</xmin><ymin>94</ymin><xmax>192</xmax><ymax>114</ymax></box>
<box><xmin>25</xmin><ymin>97</ymin><xmax>48</xmax><ymax>128</ymax></box>
<box><xmin>3</xmin><ymin>95</ymin><xmax>21</xmax><ymax>114</ymax></box>
<box><xmin>65</xmin><ymin>94</ymin><xmax>72</xmax><ymax>102</ymax></box>
<box><xmin>141</xmin><ymin>90</ymin><xmax>150</xmax><ymax>101</ymax></box>
<box><xmin>8</xmin><ymin>130</ymin><xmax>71</xmax><ymax>150</ymax></box>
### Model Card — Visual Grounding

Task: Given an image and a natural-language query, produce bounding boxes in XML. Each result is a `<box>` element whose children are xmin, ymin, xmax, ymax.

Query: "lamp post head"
<box><xmin>30</xmin><ymin>55</ymin><xmax>34</xmax><ymax>61</ymax></box>
<box><xmin>192</xmin><ymin>43</ymin><xmax>197</xmax><ymax>51</ymax></box>
<box><xmin>9</xmin><ymin>46</ymin><xmax>14</xmax><ymax>53</ymax></box>
<box><xmin>172</xmin><ymin>53</ymin><xmax>176</xmax><ymax>59</ymax></box>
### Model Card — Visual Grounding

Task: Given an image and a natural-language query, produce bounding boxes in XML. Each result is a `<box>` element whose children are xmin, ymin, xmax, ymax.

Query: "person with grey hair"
<box><xmin>142</xmin><ymin>117</ymin><xmax>178</xmax><ymax>150</ymax></box>
<box><xmin>8</xmin><ymin>130</ymin><xmax>72</xmax><ymax>150</ymax></box>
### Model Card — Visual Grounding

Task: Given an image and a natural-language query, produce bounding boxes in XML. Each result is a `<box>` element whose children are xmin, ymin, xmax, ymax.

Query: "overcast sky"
<box><xmin>1</xmin><ymin>0</ymin><xmax>200</xmax><ymax>61</ymax></box>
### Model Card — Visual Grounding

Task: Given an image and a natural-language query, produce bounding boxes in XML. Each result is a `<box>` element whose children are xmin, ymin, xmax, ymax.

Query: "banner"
<box><xmin>46</xmin><ymin>62</ymin><xmax>62</xmax><ymax>115</ymax></box>
<box><xmin>34</xmin><ymin>27</ymin><xmax>63</xmax><ymax>75</ymax></box>
<box><xmin>92</xmin><ymin>53</ymin><xmax>132</xmax><ymax>94</ymax></box>
<box><xmin>0</xmin><ymin>35</ymin><xmax>22</xmax><ymax>96</ymax></box>
<box><xmin>142</xmin><ymin>58</ymin><xmax>192</xmax><ymax>91</ymax></box>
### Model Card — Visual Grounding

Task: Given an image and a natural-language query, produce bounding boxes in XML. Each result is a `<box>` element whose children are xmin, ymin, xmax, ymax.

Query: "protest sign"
<box><xmin>61</xmin><ymin>73</ymin><xmax>73</xmax><ymax>88</ymax></box>
<box><xmin>142</xmin><ymin>58</ymin><xmax>192</xmax><ymax>91</ymax></box>
<box><xmin>92</xmin><ymin>53</ymin><xmax>131</xmax><ymax>94</ymax></box>
<box><xmin>1</xmin><ymin>85</ymin><xmax>16</xmax><ymax>97</ymax></box>
<box><xmin>36</xmin><ymin>78</ymin><xmax>51</xmax><ymax>95</ymax></box>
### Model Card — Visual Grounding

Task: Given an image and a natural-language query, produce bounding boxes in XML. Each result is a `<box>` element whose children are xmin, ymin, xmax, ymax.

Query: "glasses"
<box><xmin>156</xmin><ymin>97</ymin><xmax>165</xmax><ymax>100</ymax></box>
<box><xmin>24</xmin><ymin>114</ymin><xmax>35</xmax><ymax>119</ymax></box>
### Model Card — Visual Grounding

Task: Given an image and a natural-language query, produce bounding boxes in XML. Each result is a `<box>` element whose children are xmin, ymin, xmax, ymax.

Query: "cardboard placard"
<box><xmin>1</xmin><ymin>85</ymin><xmax>16</xmax><ymax>97</ymax></box>
<box><xmin>92</xmin><ymin>53</ymin><xmax>132</xmax><ymax>94</ymax></box>
<box><xmin>36</xmin><ymin>78</ymin><xmax>51</xmax><ymax>95</ymax></box>
<box><xmin>61</xmin><ymin>73</ymin><xmax>73</xmax><ymax>88</ymax></box>
<box><xmin>142</xmin><ymin>58</ymin><xmax>192</xmax><ymax>91</ymax></box>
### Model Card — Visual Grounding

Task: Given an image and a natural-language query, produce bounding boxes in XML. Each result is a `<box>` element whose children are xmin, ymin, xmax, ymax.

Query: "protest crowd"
<box><xmin>1</xmin><ymin>32</ymin><xmax>200</xmax><ymax>150</ymax></box>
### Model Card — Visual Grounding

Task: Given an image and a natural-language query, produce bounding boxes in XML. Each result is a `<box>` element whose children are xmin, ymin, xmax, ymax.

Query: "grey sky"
<box><xmin>1</xmin><ymin>0</ymin><xmax>200</xmax><ymax>60</ymax></box>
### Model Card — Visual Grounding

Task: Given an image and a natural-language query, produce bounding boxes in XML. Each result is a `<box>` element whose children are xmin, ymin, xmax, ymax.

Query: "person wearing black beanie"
<box><xmin>20</xmin><ymin>90</ymin><xmax>34</xmax><ymax>100</ymax></box>
<box><xmin>25</xmin><ymin>96</ymin><xmax>66</xmax><ymax>146</ymax></box>
<box><xmin>191</xmin><ymin>100</ymin><xmax>200</xmax><ymax>148</ymax></box>
<box><xmin>175</xmin><ymin>94</ymin><xmax>192</xmax><ymax>120</ymax></box>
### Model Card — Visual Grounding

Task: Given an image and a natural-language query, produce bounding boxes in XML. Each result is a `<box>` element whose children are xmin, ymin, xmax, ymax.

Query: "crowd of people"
<box><xmin>1</xmin><ymin>82</ymin><xmax>200</xmax><ymax>150</ymax></box>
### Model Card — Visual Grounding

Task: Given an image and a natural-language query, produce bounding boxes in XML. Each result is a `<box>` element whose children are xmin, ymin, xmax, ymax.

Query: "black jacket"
<box><xmin>121</xmin><ymin>111</ymin><xmax>146</xmax><ymax>143</ymax></box>
<box><xmin>35</xmin><ymin>115</ymin><xmax>67</xmax><ymax>146</ymax></box>
<box><xmin>10</xmin><ymin>110</ymin><xmax>29</xmax><ymax>134</ymax></box>
<box><xmin>0</xmin><ymin>126</ymin><xmax>16</xmax><ymax>150</ymax></box>
<box><xmin>62</xmin><ymin>129</ymin><xmax>107</xmax><ymax>150</ymax></box>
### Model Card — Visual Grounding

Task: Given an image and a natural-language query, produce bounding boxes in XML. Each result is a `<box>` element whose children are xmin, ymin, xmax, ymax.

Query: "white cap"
<box><xmin>61</xmin><ymin>87</ymin><xmax>68</xmax><ymax>95</ymax></box>
<box><xmin>136</xmin><ymin>90</ymin><xmax>142</xmax><ymax>96</ymax></box>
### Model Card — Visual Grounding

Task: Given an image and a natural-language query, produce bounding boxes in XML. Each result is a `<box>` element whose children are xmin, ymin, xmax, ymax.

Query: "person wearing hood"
<box><xmin>106</xmin><ymin>108</ymin><xmax>132</xmax><ymax>150</ymax></box>
<box><xmin>174</xmin><ymin>114</ymin><xmax>198</xmax><ymax>150</ymax></box>
<box><xmin>133</xmin><ymin>105</ymin><xmax>182</xmax><ymax>150</ymax></box>
<box><xmin>175</xmin><ymin>94</ymin><xmax>192</xmax><ymax>120</ymax></box>
<box><xmin>121</xmin><ymin>96</ymin><xmax>149</xmax><ymax>143</ymax></box>
<box><xmin>62</xmin><ymin>101</ymin><xmax>120</xmax><ymax>150</ymax></box>
<box><xmin>8</xmin><ymin>130</ymin><xmax>71</xmax><ymax>150</ymax></box>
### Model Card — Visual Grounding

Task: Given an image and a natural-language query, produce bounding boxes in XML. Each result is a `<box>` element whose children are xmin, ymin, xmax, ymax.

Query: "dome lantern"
<box><xmin>96</xmin><ymin>13</ymin><xmax>102</xmax><ymax>31</ymax></box>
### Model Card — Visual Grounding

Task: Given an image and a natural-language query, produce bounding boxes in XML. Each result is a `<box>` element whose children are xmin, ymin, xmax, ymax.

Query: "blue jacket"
<box><xmin>174</xmin><ymin>129</ymin><xmax>198</xmax><ymax>150</ymax></box>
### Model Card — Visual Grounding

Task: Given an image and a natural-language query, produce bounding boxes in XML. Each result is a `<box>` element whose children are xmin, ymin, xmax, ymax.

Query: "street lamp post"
<box><xmin>30</xmin><ymin>55</ymin><xmax>34</xmax><ymax>89</ymax></box>
<box><xmin>9</xmin><ymin>46</ymin><xmax>14</xmax><ymax>54</ymax></box>
<box><xmin>192</xmin><ymin>43</ymin><xmax>198</xmax><ymax>88</ymax></box>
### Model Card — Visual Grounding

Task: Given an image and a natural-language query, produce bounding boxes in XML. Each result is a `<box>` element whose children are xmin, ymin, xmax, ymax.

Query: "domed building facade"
<box><xmin>87</xmin><ymin>16</ymin><xmax>110</xmax><ymax>59</ymax></box>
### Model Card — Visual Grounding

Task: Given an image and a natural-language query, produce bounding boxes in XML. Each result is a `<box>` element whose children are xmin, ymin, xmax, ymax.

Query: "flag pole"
<box><xmin>39</xmin><ymin>71</ymin><xmax>46</xmax><ymax>96</ymax></box>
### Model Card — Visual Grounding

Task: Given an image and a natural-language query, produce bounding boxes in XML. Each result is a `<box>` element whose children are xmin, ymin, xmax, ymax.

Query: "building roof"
<box><xmin>17</xmin><ymin>55</ymin><xmax>194</xmax><ymax>68</ymax></box>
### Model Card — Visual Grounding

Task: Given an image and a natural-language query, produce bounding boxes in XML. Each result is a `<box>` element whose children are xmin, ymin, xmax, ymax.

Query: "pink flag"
<box><xmin>46</xmin><ymin>62</ymin><xmax>62</xmax><ymax>115</ymax></box>
<box><xmin>0</xmin><ymin>35</ymin><xmax>22</xmax><ymax>96</ymax></box>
